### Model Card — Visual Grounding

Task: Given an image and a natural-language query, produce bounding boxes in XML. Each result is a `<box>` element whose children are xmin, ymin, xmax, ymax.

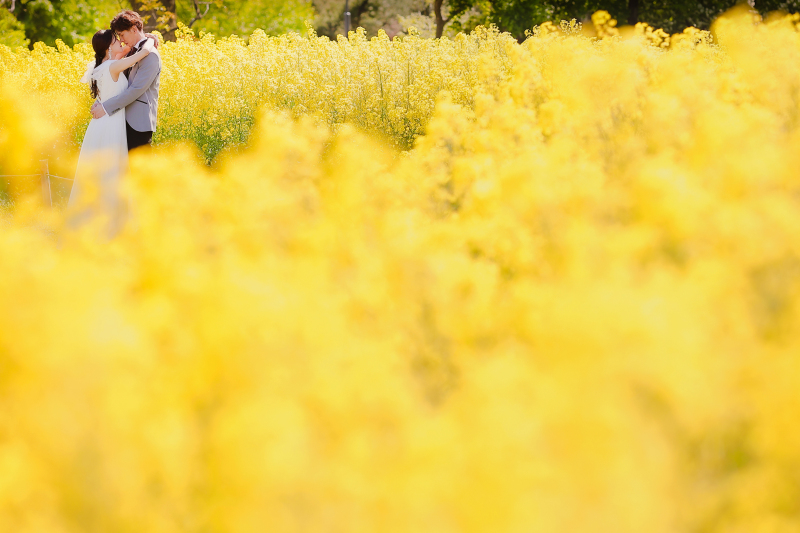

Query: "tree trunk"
<box><xmin>187</xmin><ymin>0</ymin><xmax>212</xmax><ymax>29</ymax></box>
<box><xmin>628</xmin><ymin>0</ymin><xmax>640</xmax><ymax>25</ymax></box>
<box><xmin>347</xmin><ymin>0</ymin><xmax>369</xmax><ymax>32</ymax></box>
<box><xmin>131</xmin><ymin>0</ymin><xmax>178</xmax><ymax>41</ymax></box>
<box><xmin>433</xmin><ymin>0</ymin><xmax>447</xmax><ymax>38</ymax></box>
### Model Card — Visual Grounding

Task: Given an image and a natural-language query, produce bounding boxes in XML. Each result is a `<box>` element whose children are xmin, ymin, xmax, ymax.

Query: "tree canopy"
<box><xmin>2</xmin><ymin>0</ymin><xmax>800</xmax><ymax>46</ymax></box>
<box><xmin>3</xmin><ymin>0</ymin><xmax>120</xmax><ymax>46</ymax></box>
<box><xmin>0</xmin><ymin>5</ymin><xmax>27</xmax><ymax>47</ymax></box>
<box><xmin>443</xmin><ymin>0</ymin><xmax>800</xmax><ymax>39</ymax></box>
<box><xmin>1</xmin><ymin>0</ymin><xmax>314</xmax><ymax>47</ymax></box>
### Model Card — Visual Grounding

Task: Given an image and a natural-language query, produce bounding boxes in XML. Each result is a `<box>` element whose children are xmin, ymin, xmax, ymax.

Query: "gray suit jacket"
<box><xmin>104</xmin><ymin>49</ymin><xmax>161</xmax><ymax>133</ymax></box>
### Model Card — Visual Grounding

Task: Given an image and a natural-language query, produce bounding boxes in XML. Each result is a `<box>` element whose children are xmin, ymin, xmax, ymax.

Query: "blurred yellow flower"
<box><xmin>1</xmin><ymin>7</ymin><xmax>800</xmax><ymax>533</ymax></box>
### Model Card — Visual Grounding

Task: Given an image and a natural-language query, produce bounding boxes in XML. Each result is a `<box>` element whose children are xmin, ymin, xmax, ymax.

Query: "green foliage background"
<box><xmin>6</xmin><ymin>0</ymin><xmax>122</xmax><ymax>46</ymax></box>
<box><xmin>444</xmin><ymin>0</ymin><xmax>800</xmax><ymax>40</ymax></box>
<box><xmin>1</xmin><ymin>0</ymin><xmax>314</xmax><ymax>47</ymax></box>
<box><xmin>3</xmin><ymin>0</ymin><xmax>800</xmax><ymax>51</ymax></box>
<box><xmin>0</xmin><ymin>7</ymin><xmax>28</xmax><ymax>47</ymax></box>
<box><xmin>180</xmin><ymin>0</ymin><xmax>314</xmax><ymax>37</ymax></box>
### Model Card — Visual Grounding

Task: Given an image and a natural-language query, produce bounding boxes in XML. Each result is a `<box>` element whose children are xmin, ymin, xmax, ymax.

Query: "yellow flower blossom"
<box><xmin>1</xmin><ymin>7</ymin><xmax>800</xmax><ymax>533</ymax></box>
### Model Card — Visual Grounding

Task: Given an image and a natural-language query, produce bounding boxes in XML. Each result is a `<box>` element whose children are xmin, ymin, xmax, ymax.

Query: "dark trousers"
<box><xmin>126</xmin><ymin>122</ymin><xmax>153</xmax><ymax>152</ymax></box>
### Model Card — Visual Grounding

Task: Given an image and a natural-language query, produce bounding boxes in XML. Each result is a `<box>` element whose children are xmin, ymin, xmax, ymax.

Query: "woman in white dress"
<box><xmin>67</xmin><ymin>30</ymin><xmax>154</xmax><ymax>238</ymax></box>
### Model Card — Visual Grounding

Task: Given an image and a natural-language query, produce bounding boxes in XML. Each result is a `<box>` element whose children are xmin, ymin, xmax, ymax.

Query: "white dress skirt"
<box><xmin>67</xmin><ymin>59</ymin><xmax>129</xmax><ymax>238</ymax></box>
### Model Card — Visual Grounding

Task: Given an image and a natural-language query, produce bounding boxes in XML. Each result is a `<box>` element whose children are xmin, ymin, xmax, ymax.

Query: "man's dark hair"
<box><xmin>110</xmin><ymin>10</ymin><xmax>144</xmax><ymax>33</ymax></box>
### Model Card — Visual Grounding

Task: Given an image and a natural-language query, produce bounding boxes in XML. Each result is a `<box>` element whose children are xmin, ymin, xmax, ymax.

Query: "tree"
<box><xmin>1</xmin><ymin>0</ymin><xmax>314</xmax><ymax>46</ymax></box>
<box><xmin>547</xmin><ymin>0</ymin><xmax>800</xmax><ymax>33</ymax></box>
<box><xmin>131</xmin><ymin>0</ymin><xmax>179</xmax><ymax>40</ymax></box>
<box><xmin>313</xmin><ymin>0</ymin><xmax>425</xmax><ymax>38</ymax></box>
<box><xmin>189</xmin><ymin>0</ymin><xmax>314</xmax><ymax>37</ymax></box>
<box><xmin>7</xmin><ymin>0</ymin><xmax>121</xmax><ymax>46</ymax></box>
<box><xmin>431</xmin><ymin>0</ymin><xmax>450</xmax><ymax>36</ymax></box>
<box><xmin>443</xmin><ymin>0</ymin><xmax>800</xmax><ymax>40</ymax></box>
<box><xmin>136</xmin><ymin>0</ymin><xmax>313</xmax><ymax>40</ymax></box>
<box><xmin>0</xmin><ymin>7</ymin><xmax>29</xmax><ymax>47</ymax></box>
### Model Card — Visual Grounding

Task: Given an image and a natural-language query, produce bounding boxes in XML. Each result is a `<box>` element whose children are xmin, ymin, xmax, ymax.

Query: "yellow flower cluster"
<box><xmin>3</xmin><ymin>7</ymin><xmax>800</xmax><ymax>532</ymax></box>
<box><xmin>1</xmin><ymin>22</ymin><xmax>516</xmax><ymax>162</ymax></box>
<box><xmin>590</xmin><ymin>10</ymin><xmax>620</xmax><ymax>38</ymax></box>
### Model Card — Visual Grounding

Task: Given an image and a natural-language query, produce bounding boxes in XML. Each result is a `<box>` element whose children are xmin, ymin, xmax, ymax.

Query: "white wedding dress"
<box><xmin>67</xmin><ymin>59</ymin><xmax>128</xmax><ymax>237</ymax></box>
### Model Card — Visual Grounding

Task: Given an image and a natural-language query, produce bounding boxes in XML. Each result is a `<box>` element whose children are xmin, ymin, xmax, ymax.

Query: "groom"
<box><xmin>91</xmin><ymin>10</ymin><xmax>161</xmax><ymax>151</ymax></box>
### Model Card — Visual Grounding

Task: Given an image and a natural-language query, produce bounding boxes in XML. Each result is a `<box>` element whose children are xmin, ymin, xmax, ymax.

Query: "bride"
<box><xmin>67</xmin><ymin>29</ymin><xmax>154</xmax><ymax>237</ymax></box>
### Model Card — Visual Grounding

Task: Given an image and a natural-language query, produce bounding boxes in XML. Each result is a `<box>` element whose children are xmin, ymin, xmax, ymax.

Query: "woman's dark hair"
<box><xmin>110</xmin><ymin>10</ymin><xmax>144</xmax><ymax>33</ymax></box>
<box><xmin>90</xmin><ymin>29</ymin><xmax>114</xmax><ymax>100</ymax></box>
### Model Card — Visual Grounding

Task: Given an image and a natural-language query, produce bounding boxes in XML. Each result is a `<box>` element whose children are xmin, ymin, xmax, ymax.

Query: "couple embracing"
<box><xmin>67</xmin><ymin>10</ymin><xmax>160</xmax><ymax>236</ymax></box>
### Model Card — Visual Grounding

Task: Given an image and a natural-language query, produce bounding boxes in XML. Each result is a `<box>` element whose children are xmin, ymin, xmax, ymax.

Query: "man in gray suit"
<box><xmin>91</xmin><ymin>10</ymin><xmax>161</xmax><ymax>152</ymax></box>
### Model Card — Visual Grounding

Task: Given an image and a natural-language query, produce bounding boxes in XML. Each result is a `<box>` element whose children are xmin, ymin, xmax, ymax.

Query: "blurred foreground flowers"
<box><xmin>3</xmin><ymin>7</ymin><xmax>800</xmax><ymax>533</ymax></box>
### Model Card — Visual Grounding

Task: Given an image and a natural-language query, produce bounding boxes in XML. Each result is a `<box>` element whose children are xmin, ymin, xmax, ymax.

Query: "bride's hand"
<box><xmin>142</xmin><ymin>38</ymin><xmax>156</xmax><ymax>53</ymax></box>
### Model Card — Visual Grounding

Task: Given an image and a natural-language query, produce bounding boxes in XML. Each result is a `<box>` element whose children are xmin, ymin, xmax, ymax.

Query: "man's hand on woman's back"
<box><xmin>144</xmin><ymin>33</ymin><xmax>160</xmax><ymax>49</ymax></box>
